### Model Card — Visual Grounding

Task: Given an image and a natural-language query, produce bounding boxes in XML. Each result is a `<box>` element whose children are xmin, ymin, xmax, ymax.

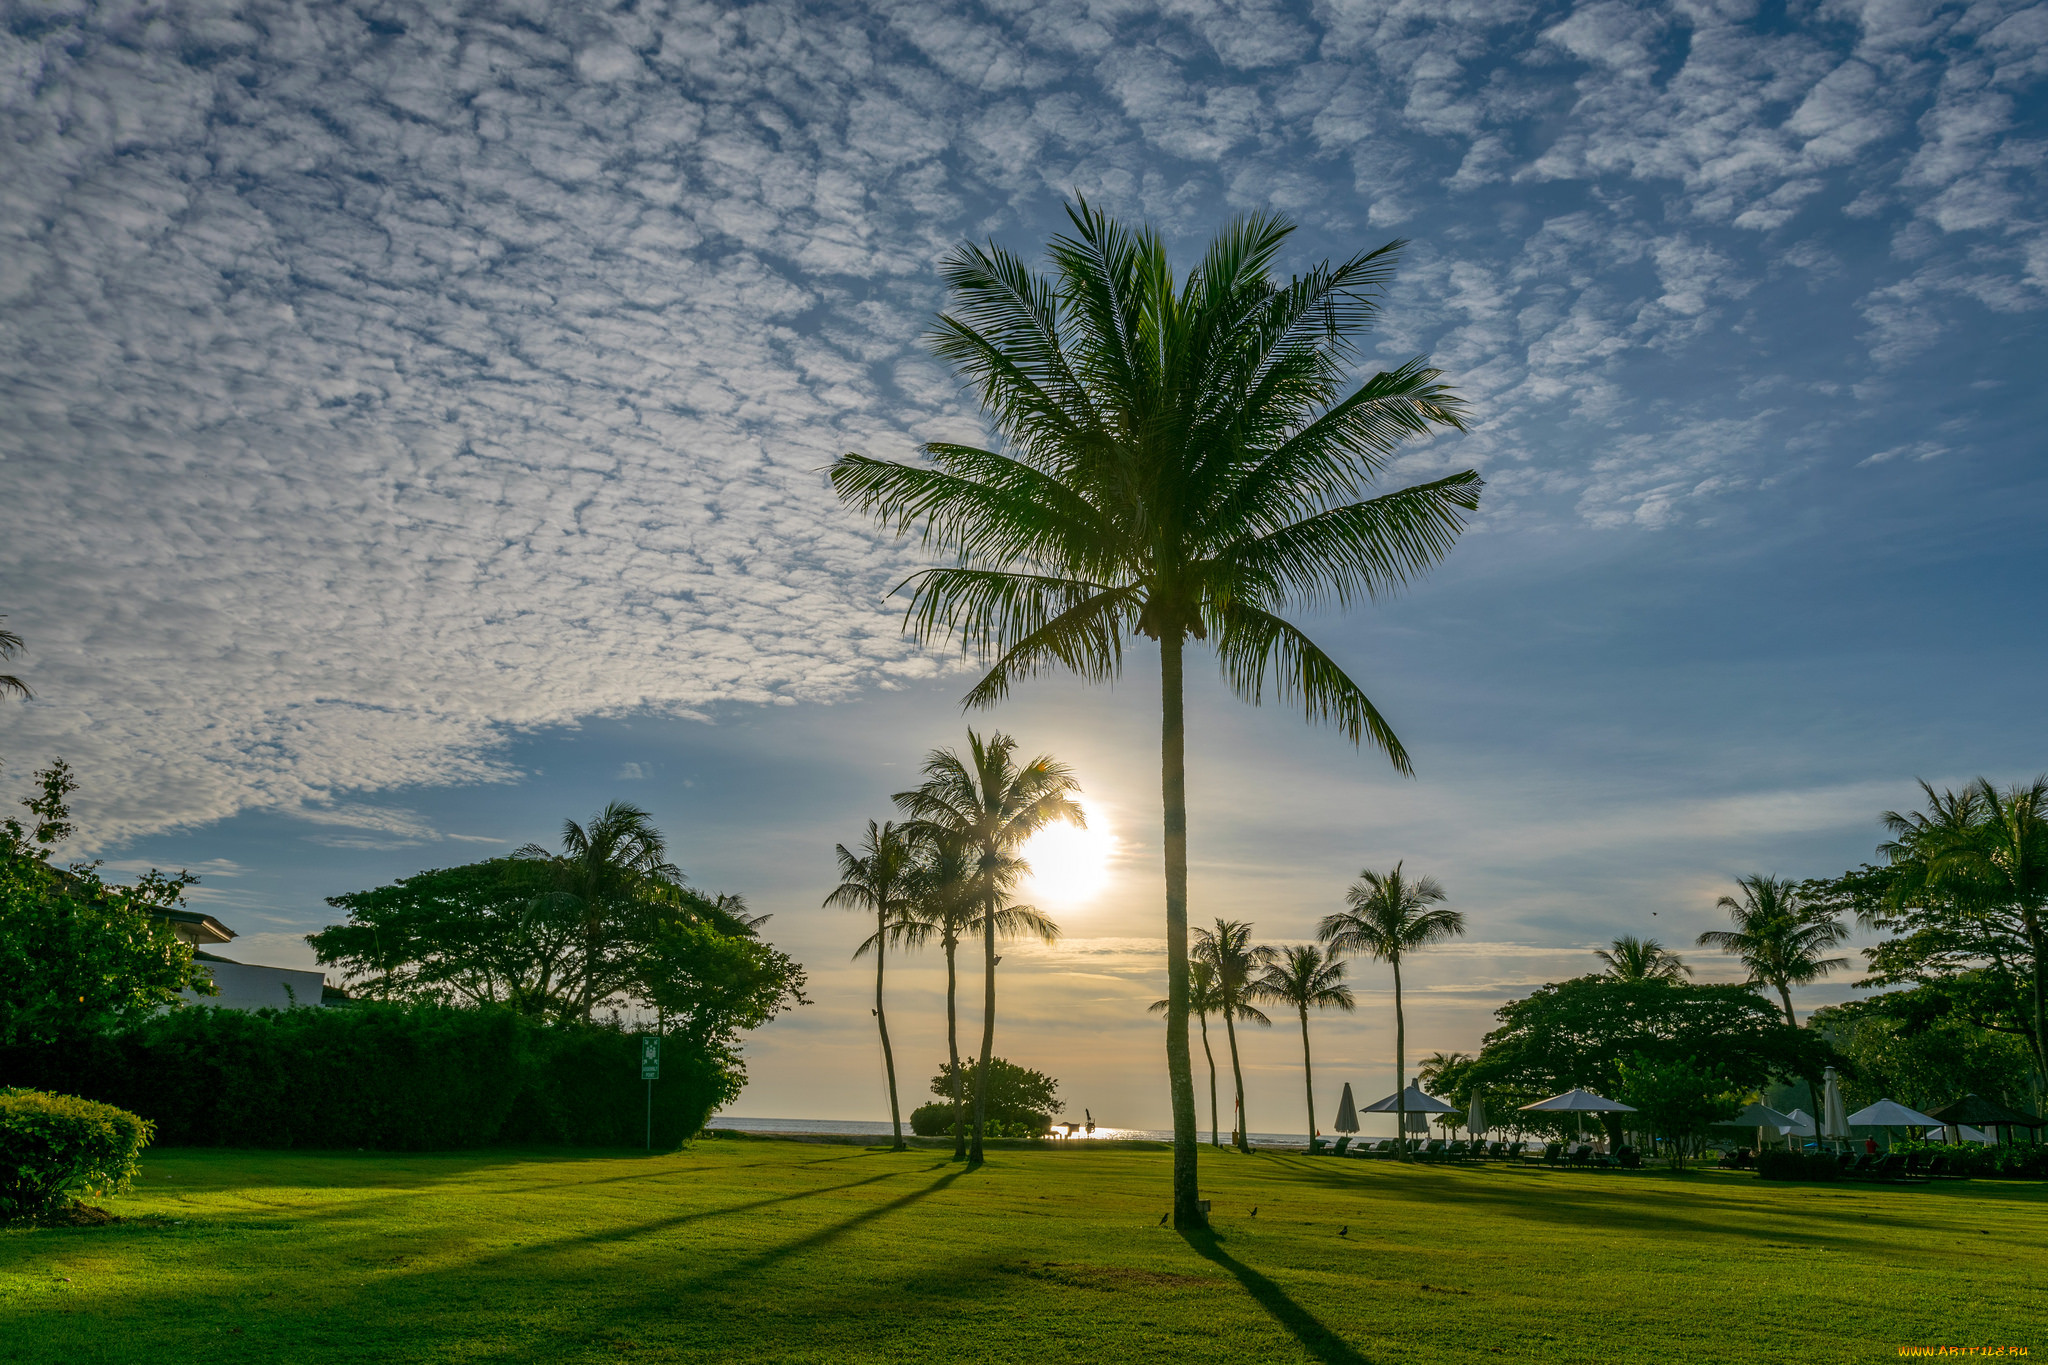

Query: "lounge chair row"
<box><xmin>1714</xmin><ymin>1149</ymin><xmax>1959</xmax><ymax>1180</ymax></box>
<box><xmin>1309</xmin><ymin>1137</ymin><xmax>1643</xmax><ymax>1168</ymax></box>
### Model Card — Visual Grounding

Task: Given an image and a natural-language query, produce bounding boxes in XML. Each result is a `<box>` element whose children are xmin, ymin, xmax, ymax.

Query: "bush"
<box><xmin>1757</xmin><ymin>1150</ymin><xmax>1841</xmax><ymax>1182</ymax></box>
<box><xmin>908</xmin><ymin>1102</ymin><xmax>956</xmax><ymax>1138</ymax></box>
<box><xmin>927</xmin><ymin>1057</ymin><xmax>1058</xmax><ymax>1136</ymax></box>
<box><xmin>0</xmin><ymin>1089</ymin><xmax>152</xmax><ymax>1220</ymax></box>
<box><xmin>0</xmin><ymin>1004</ymin><xmax>741</xmax><ymax>1151</ymax></box>
<box><xmin>1894</xmin><ymin>1140</ymin><xmax>2048</xmax><ymax>1180</ymax></box>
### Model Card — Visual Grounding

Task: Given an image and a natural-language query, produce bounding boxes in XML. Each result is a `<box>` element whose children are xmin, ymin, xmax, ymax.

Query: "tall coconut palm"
<box><xmin>1192</xmin><ymin>920</ymin><xmax>1274</xmax><ymax>1152</ymax></box>
<box><xmin>829</xmin><ymin>204</ymin><xmax>1475</xmax><ymax>1225</ymax></box>
<box><xmin>823</xmin><ymin>819</ymin><xmax>920</xmax><ymax>1152</ymax></box>
<box><xmin>1319</xmin><ymin>864</ymin><xmax>1463</xmax><ymax>1161</ymax></box>
<box><xmin>895</xmin><ymin>731</ymin><xmax>1079</xmax><ymax>1164</ymax></box>
<box><xmin>1698</xmin><ymin>874</ymin><xmax>1849</xmax><ymax>1132</ymax></box>
<box><xmin>518</xmin><ymin>802</ymin><xmax>681</xmax><ymax>1023</ymax></box>
<box><xmin>0</xmin><ymin>617</ymin><xmax>30</xmax><ymax>700</ymax></box>
<box><xmin>1152</xmin><ymin>959</ymin><xmax>1226</xmax><ymax>1148</ymax></box>
<box><xmin>1595</xmin><ymin>935</ymin><xmax>1692</xmax><ymax>983</ymax></box>
<box><xmin>1254</xmin><ymin>944</ymin><xmax>1355</xmax><ymax>1146</ymax></box>
<box><xmin>896</xmin><ymin>826</ymin><xmax>979</xmax><ymax>1160</ymax></box>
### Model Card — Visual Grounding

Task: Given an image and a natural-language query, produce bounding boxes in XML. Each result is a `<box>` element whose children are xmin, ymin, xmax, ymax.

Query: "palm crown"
<box><xmin>1255</xmin><ymin>943</ymin><xmax>1356</xmax><ymax>1016</ymax></box>
<box><xmin>1595</xmin><ymin>934</ymin><xmax>1692</xmax><ymax>983</ymax></box>
<box><xmin>831</xmin><ymin>200</ymin><xmax>1476</xmax><ymax>764</ymax></box>
<box><xmin>1697</xmin><ymin>874</ymin><xmax>1849</xmax><ymax>1017</ymax></box>
<box><xmin>1319</xmin><ymin>864</ymin><xmax>1462</xmax><ymax>962</ymax></box>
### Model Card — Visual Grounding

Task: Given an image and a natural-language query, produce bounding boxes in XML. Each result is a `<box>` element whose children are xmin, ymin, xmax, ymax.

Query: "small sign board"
<box><xmin>640</xmin><ymin>1034</ymin><xmax>660</xmax><ymax>1081</ymax></box>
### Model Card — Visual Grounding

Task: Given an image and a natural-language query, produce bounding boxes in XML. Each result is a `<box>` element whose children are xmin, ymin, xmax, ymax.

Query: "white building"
<box><xmin>163</xmin><ymin>909</ymin><xmax>332</xmax><ymax>1011</ymax></box>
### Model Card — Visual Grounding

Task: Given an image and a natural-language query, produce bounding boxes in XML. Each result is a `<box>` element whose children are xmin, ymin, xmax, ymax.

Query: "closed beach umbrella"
<box><xmin>1822</xmin><ymin>1068</ymin><xmax>1850</xmax><ymax>1147</ymax></box>
<box><xmin>1468</xmin><ymin>1090</ymin><xmax>1487</xmax><ymax>1139</ymax></box>
<box><xmin>1333</xmin><ymin>1083</ymin><xmax>1360</xmax><ymax>1135</ymax></box>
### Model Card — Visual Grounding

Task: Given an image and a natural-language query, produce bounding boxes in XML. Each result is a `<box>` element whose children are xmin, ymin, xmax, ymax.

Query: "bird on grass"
<box><xmin>1338</xmin><ymin>1226</ymin><xmax>1348</xmax><ymax>1237</ymax></box>
<box><xmin>1250</xmin><ymin>1207</ymin><xmax>1258</xmax><ymax>1217</ymax></box>
<box><xmin>1157</xmin><ymin>1213</ymin><xmax>1169</xmax><ymax>1226</ymax></box>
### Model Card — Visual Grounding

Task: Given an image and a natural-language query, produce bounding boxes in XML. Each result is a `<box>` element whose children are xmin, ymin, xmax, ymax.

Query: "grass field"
<box><xmin>3</xmin><ymin>1137</ymin><xmax>2041</xmax><ymax>1364</ymax></box>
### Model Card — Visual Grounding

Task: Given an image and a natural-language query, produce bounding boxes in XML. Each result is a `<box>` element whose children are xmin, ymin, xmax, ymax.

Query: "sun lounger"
<box><xmin>1332</xmin><ymin>1135</ymin><xmax>1351</xmax><ymax>1156</ymax></box>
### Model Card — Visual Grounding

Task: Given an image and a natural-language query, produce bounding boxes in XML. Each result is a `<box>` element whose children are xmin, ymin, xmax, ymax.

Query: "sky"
<box><xmin>2</xmin><ymin>0</ymin><xmax>2045</xmax><ymax>1134</ymax></box>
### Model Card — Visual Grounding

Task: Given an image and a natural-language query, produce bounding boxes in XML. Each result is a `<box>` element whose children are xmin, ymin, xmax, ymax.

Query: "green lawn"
<box><xmin>3</xmin><ymin>1138</ymin><xmax>2040</xmax><ymax>1364</ymax></box>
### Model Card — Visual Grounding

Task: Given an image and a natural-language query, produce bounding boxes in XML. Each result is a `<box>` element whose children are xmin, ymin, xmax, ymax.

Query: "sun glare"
<box><xmin>1020</xmin><ymin>803</ymin><xmax>1115</xmax><ymax>907</ymax></box>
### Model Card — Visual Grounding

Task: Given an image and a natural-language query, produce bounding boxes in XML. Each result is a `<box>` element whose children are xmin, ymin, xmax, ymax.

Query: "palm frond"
<box><xmin>1210</xmin><ymin>601</ymin><xmax>1410</xmax><ymax>770</ymax></box>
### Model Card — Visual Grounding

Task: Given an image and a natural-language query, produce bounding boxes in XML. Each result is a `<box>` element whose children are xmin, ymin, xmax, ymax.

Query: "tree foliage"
<box><xmin>919</xmin><ymin>1056</ymin><xmax>1061</xmax><ymax>1136</ymax></box>
<box><xmin>1615</xmin><ymin>1054</ymin><xmax>1743</xmax><ymax>1169</ymax></box>
<box><xmin>0</xmin><ymin>759</ymin><xmax>212</xmax><ymax>1046</ymax></box>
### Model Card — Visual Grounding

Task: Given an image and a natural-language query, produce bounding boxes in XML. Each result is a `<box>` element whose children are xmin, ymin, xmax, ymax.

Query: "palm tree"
<box><xmin>0</xmin><ymin>617</ymin><xmax>28</xmax><ymax>700</ymax></box>
<box><xmin>1152</xmin><ymin>959</ymin><xmax>1226</xmax><ymax>1148</ymax></box>
<box><xmin>1192</xmin><ymin>920</ymin><xmax>1274</xmax><ymax>1152</ymax></box>
<box><xmin>823</xmin><ymin>819</ymin><xmax>920</xmax><ymax>1152</ymax></box>
<box><xmin>1254</xmin><ymin>944</ymin><xmax>1355</xmax><ymax>1146</ymax></box>
<box><xmin>1595</xmin><ymin>935</ymin><xmax>1692</xmax><ymax>982</ymax></box>
<box><xmin>828</xmin><ymin>204</ymin><xmax>1476</xmax><ymax>1225</ymax></box>
<box><xmin>1319</xmin><ymin>864</ymin><xmax>1464</xmax><ymax>1161</ymax></box>
<box><xmin>896</xmin><ymin>826</ymin><xmax>979</xmax><ymax>1160</ymax></box>
<box><xmin>894</xmin><ymin>731</ymin><xmax>1079</xmax><ymax>1163</ymax></box>
<box><xmin>1698</xmin><ymin>874</ymin><xmax>1849</xmax><ymax>1133</ymax></box>
<box><xmin>518</xmin><ymin>802</ymin><xmax>681</xmax><ymax>1023</ymax></box>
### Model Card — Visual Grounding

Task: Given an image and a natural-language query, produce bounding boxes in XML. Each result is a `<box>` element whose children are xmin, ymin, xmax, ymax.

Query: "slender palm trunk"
<box><xmin>1297</xmin><ymin>1005</ymin><xmax>1317</xmax><ymax>1147</ymax></box>
<box><xmin>970</xmin><ymin>890</ymin><xmax>997</xmax><ymax>1164</ymax></box>
<box><xmin>1223</xmin><ymin>1007</ymin><xmax>1248</xmax><ymax>1153</ymax></box>
<box><xmin>1778</xmin><ymin>983</ymin><xmax>1822</xmax><ymax>1150</ymax></box>
<box><xmin>945</xmin><ymin>933</ymin><xmax>965</xmax><ymax>1161</ymax></box>
<box><xmin>1159</xmin><ymin>631</ymin><xmax>1202</xmax><ymax>1223</ymax></box>
<box><xmin>1198</xmin><ymin>1011</ymin><xmax>1220</xmax><ymax>1149</ymax></box>
<box><xmin>1393</xmin><ymin>956</ymin><xmax>1407</xmax><ymax>1161</ymax></box>
<box><xmin>2023</xmin><ymin>911</ymin><xmax>2048</xmax><ymax>1101</ymax></box>
<box><xmin>876</xmin><ymin>905</ymin><xmax>904</xmax><ymax>1151</ymax></box>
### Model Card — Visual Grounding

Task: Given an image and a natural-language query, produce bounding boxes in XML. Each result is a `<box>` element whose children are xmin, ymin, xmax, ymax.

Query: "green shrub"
<box><xmin>1757</xmin><ymin>1150</ymin><xmax>1840</xmax><ymax>1182</ymax></box>
<box><xmin>1894</xmin><ymin>1140</ymin><xmax>2048</xmax><ymax>1179</ymax></box>
<box><xmin>0</xmin><ymin>1089</ymin><xmax>152</xmax><ymax>1220</ymax></box>
<box><xmin>0</xmin><ymin>1004</ymin><xmax>741</xmax><ymax>1151</ymax></box>
<box><xmin>908</xmin><ymin>1102</ymin><xmax>956</xmax><ymax>1138</ymax></box>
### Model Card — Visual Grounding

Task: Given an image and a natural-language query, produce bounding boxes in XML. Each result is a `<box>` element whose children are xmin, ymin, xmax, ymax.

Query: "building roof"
<box><xmin>159</xmin><ymin>907</ymin><xmax>235</xmax><ymax>944</ymax></box>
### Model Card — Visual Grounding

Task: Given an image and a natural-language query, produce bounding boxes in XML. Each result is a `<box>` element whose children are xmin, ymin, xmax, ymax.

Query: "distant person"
<box><xmin>1084</xmin><ymin>1109</ymin><xmax>1095</xmax><ymax>1135</ymax></box>
<box><xmin>1865</xmin><ymin>1136</ymin><xmax>1879</xmax><ymax>1156</ymax></box>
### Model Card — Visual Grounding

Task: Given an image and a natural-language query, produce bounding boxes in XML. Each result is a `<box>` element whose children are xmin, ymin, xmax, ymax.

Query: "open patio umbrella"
<box><xmin>1361</xmin><ymin>1085</ymin><xmax>1456</xmax><ymax>1140</ymax></box>
<box><xmin>1333</xmin><ymin>1083</ymin><xmax>1360</xmax><ymax>1136</ymax></box>
<box><xmin>1846</xmin><ymin>1098</ymin><xmax>1943</xmax><ymax>1152</ymax></box>
<box><xmin>1709</xmin><ymin>1101</ymin><xmax>1799</xmax><ymax>1155</ymax></box>
<box><xmin>1518</xmin><ymin>1088</ymin><xmax>1637</xmax><ymax>1143</ymax></box>
<box><xmin>1925</xmin><ymin>1093</ymin><xmax>2045</xmax><ymax>1146</ymax></box>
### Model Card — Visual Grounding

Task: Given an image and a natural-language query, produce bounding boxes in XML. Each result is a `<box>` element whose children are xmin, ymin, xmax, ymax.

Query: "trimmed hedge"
<box><xmin>0</xmin><ymin>1089</ymin><xmax>152</xmax><ymax>1220</ymax></box>
<box><xmin>0</xmin><ymin>1003</ymin><xmax>739</xmax><ymax>1150</ymax></box>
<box><xmin>1894</xmin><ymin>1141</ymin><xmax>2048</xmax><ymax>1180</ymax></box>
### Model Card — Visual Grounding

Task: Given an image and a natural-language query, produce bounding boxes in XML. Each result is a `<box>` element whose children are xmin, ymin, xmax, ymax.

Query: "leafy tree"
<box><xmin>0</xmin><ymin>617</ymin><xmax>29</xmax><ymax>700</ymax></box>
<box><xmin>1192</xmin><ymin>920</ymin><xmax>1273</xmax><ymax>1151</ymax></box>
<box><xmin>1151</xmin><ymin>959</ymin><xmax>1226</xmax><ymax>1148</ymax></box>
<box><xmin>311</xmin><ymin>860</ymin><xmax>580</xmax><ymax>1016</ymax></box>
<box><xmin>894</xmin><ymin>732</ymin><xmax>1075</xmax><ymax>1164</ymax></box>
<box><xmin>824</xmin><ymin>820</ymin><xmax>919</xmax><ymax>1151</ymax></box>
<box><xmin>0</xmin><ymin>760</ymin><xmax>212</xmax><ymax>1044</ymax></box>
<box><xmin>829</xmin><ymin>203</ymin><xmax>1476</xmax><ymax>1226</ymax></box>
<box><xmin>1809</xmin><ymin>990</ymin><xmax>2036</xmax><ymax>1114</ymax></box>
<box><xmin>1467</xmin><ymin>976</ymin><xmax>1831</xmax><ymax>1148</ymax></box>
<box><xmin>1596</xmin><ymin>935</ymin><xmax>1691</xmax><ymax>982</ymax></box>
<box><xmin>1615</xmin><ymin>1054</ymin><xmax>1743</xmax><ymax>1169</ymax></box>
<box><xmin>630</xmin><ymin>917</ymin><xmax>807</xmax><ymax>1053</ymax></box>
<box><xmin>1254</xmin><ymin>944</ymin><xmax>1355</xmax><ymax>1146</ymax></box>
<box><xmin>518</xmin><ymin>803</ymin><xmax>684</xmax><ymax>1024</ymax></box>
<box><xmin>1319</xmin><ymin>863</ymin><xmax>1464</xmax><ymax>1159</ymax></box>
<box><xmin>921</xmin><ymin>1057</ymin><xmax>1061</xmax><ymax>1136</ymax></box>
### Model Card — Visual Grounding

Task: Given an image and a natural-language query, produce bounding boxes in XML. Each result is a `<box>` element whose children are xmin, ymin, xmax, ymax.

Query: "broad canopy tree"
<box><xmin>832</xmin><ymin>202</ymin><xmax>1477</xmax><ymax>1226</ymax></box>
<box><xmin>1465</xmin><ymin>976</ymin><xmax>1832</xmax><ymax>1147</ymax></box>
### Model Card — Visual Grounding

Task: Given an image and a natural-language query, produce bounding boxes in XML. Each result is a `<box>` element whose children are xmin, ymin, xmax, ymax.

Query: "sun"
<box><xmin>1019</xmin><ymin>802</ymin><xmax>1116</xmax><ymax>907</ymax></box>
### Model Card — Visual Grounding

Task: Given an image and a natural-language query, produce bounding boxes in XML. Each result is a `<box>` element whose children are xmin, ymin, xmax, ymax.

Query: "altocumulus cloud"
<box><xmin>1</xmin><ymin>0</ymin><xmax>2041</xmax><ymax>843</ymax></box>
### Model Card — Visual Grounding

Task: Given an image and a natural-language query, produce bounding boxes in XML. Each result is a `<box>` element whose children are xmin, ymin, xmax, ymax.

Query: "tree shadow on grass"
<box><xmin>1178</xmin><ymin>1227</ymin><xmax>1373</xmax><ymax>1365</ymax></box>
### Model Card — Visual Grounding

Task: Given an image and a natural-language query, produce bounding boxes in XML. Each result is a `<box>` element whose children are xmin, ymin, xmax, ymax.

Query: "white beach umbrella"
<box><xmin>1846</xmin><ymin>1099</ymin><xmax>1942</xmax><ymax>1128</ymax></box>
<box><xmin>1359</xmin><ymin>1084</ymin><xmax>1460</xmax><ymax>1114</ymax></box>
<box><xmin>1519</xmin><ymin>1088</ymin><xmax>1636</xmax><ymax>1143</ymax></box>
<box><xmin>1468</xmin><ymin>1090</ymin><xmax>1487</xmax><ymax>1139</ymax></box>
<box><xmin>1822</xmin><ymin>1068</ymin><xmax>1851</xmax><ymax>1144</ymax></box>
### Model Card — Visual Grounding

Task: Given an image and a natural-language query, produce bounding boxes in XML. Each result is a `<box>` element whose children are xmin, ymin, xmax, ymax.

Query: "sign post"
<box><xmin>640</xmin><ymin>1035</ymin><xmax>661</xmax><ymax>1152</ymax></box>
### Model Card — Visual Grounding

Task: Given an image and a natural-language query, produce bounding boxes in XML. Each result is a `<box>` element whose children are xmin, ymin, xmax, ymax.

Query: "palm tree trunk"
<box><xmin>1159</xmin><ymin>630</ymin><xmax>1203</xmax><ymax>1224</ymax></box>
<box><xmin>946</xmin><ymin>934</ymin><xmax>965</xmax><ymax>1162</ymax></box>
<box><xmin>1298</xmin><ymin>1005</ymin><xmax>1317</xmax><ymax>1148</ymax></box>
<box><xmin>1223</xmin><ymin>1007</ymin><xmax>1248</xmax><ymax>1153</ymax></box>
<box><xmin>1777</xmin><ymin>983</ymin><xmax>1821</xmax><ymax>1149</ymax></box>
<box><xmin>876</xmin><ymin>906</ymin><xmax>904</xmax><ymax>1152</ymax></box>
<box><xmin>1198</xmin><ymin>1011</ymin><xmax>1220</xmax><ymax>1149</ymax></box>
<box><xmin>2023</xmin><ymin>911</ymin><xmax>2048</xmax><ymax>1104</ymax></box>
<box><xmin>971</xmin><ymin>891</ymin><xmax>996</xmax><ymax>1164</ymax></box>
<box><xmin>1393</xmin><ymin>956</ymin><xmax>1407</xmax><ymax>1161</ymax></box>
